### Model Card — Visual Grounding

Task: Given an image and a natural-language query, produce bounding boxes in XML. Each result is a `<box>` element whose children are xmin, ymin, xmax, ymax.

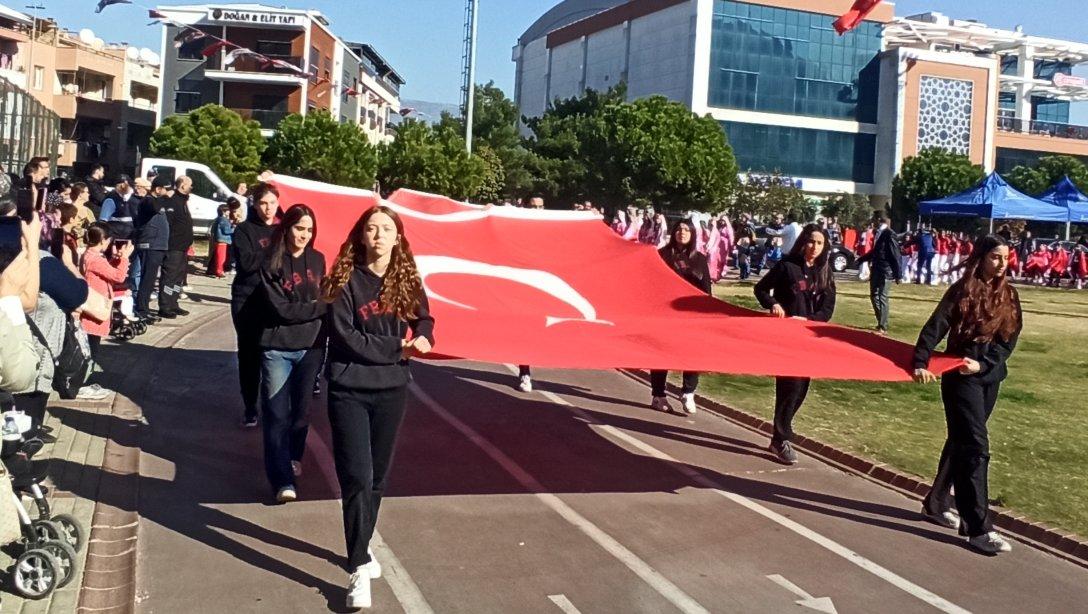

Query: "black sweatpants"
<box><xmin>159</xmin><ymin>249</ymin><xmax>186</xmax><ymax>313</ymax></box>
<box><xmin>136</xmin><ymin>249</ymin><xmax>165</xmax><ymax>315</ymax></box>
<box><xmin>773</xmin><ymin>376</ymin><xmax>811</xmax><ymax>444</ymax></box>
<box><xmin>923</xmin><ymin>374</ymin><xmax>1000</xmax><ymax>537</ymax></box>
<box><xmin>327</xmin><ymin>384</ymin><xmax>408</xmax><ymax>571</ymax></box>
<box><xmin>870</xmin><ymin>266</ymin><xmax>893</xmax><ymax>331</ymax></box>
<box><xmin>14</xmin><ymin>392</ymin><xmax>49</xmax><ymax>433</ymax></box>
<box><xmin>649</xmin><ymin>371</ymin><xmax>699</xmax><ymax>397</ymax></box>
<box><xmin>231</xmin><ymin>301</ymin><xmax>263</xmax><ymax>420</ymax></box>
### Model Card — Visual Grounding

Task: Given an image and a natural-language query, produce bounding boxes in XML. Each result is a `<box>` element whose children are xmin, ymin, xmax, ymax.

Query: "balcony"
<box><xmin>205</xmin><ymin>55</ymin><xmax>306</xmax><ymax>85</ymax></box>
<box><xmin>997</xmin><ymin>116</ymin><xmax>1088</xmax><ymax>142</ymax></box>
<box><xmin>229</xmin><ymin>108</ymin><xmax>289</xmax><ymax>130</ymax></box>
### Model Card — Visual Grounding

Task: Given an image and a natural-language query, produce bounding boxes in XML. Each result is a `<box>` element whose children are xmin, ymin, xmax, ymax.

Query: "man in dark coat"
<box><xmin>856</xmin><ymin>216</ymin><xmax>901</xmax><ymax>334</ymax></box>
<box><xmin>158</xmin><ymin>176</ymin><xmax>193</xmax><ymax>318</ymax></box>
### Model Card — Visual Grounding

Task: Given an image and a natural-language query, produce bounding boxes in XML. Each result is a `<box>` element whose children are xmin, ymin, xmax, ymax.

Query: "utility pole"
<box><xmin>460</xmin><ymin>0</ymin><xmax>479</xmax><ymax>154</ymax></box>
<box><xmin>25</xmin><ymin>4</ymin><xmax>44</xmax><ymax>91</ymax></box>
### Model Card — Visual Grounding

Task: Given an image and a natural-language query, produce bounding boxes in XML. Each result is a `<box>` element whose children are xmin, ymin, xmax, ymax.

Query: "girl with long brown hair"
<box><xmin>913</xmin><ymin>234</ymin><xmax>1022</xmax><ymax>555</ymax></box>
<box><xmin>321</xmin><ymin>205</ymin><xmax>434</xmax><ymax>610</ymax></box>
<box><xmin>257</xmin><ymin>203</ymin><xmax>325</xmax><ymax>503</ymax></box>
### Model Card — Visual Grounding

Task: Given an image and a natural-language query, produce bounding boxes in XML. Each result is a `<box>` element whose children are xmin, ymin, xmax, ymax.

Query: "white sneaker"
<box><xmin>921</xmin><ymin>507</ymin><xmax>961</xmax><ymax>531</ymax></box>
<box><xmin>179</xmin><ymin>292</ymin><xmax>189</xmax><ymax>300</ymax></box>
<box><xmin>291</xmin><ymin>461</ymin><xmax>302</xmax><ymax>477</ymax></box>
<box><xmin>364</xmin><ymin>547</ymin><xmax>382</xmax><ymax>579</ymax></box>
<box><xmin>968</xmin><ymin>531</ymin><xmax>1012</xmax><ymax>554</ymax></box>
<box><xmin>275</xmin><ymin>486</ymin><xmax>297</xmax><ymax>503</ymax></box>
<box><xmin>518</xmin><ymin>375</ymin><xmax>532</xmax><ymax>393</ymax></box>
<box><xmin>76</xmin><ymin>384</ymin><xmax>111</xmax><ymax>400</ymax></box>
<box><xmin>651</xmin><ymin>396</ymin><xmax>672</xmax><ymax>413</ymax></box>
<box><xmin>182</xmin><ymin>284</ymin><xmax>192</xmax><ymax>292</ymax></box>
<box><xmin>681</xmin><ymin>393</ymin><xmax>697</xmax><ymax>414</ymax></box>
<box><xmin>346</xmin><ymin>567</ymin><xmax>371</xmax><ymax>609</ymax></box>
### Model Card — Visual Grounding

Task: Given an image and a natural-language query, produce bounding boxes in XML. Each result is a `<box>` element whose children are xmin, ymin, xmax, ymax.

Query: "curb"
<box><xmin>76</xmin><ymin>308</ymin><xmax>226</xmax><ymax>614</ymax></box>
<box><xmin>618</xmin><ymin>368</ymin><xmax>1088</xmax><ymax>569</ymax></box>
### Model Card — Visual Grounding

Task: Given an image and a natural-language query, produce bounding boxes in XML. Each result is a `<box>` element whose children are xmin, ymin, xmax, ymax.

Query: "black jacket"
<box><xmin>327</xmin><ymin>265</ymin><xmax>435</xmax><ymax>391</ymax></box>
<box><xmin>913</xmin><ymin>285</ymin><xmax>1022</xmax><ymax>384</ymax></box>
<box><xmin>163</xmin><ymin>192</ymin><xmax>194</xmax><ymax>251</ymax></box>
<box><xmin>258</xmin><ymin>248</ymin><xmax>327</xmax><ymax>351</ymax></box>
<box><xmin>231</xmin><ymin>212</ymin><xmax>276</xmax><ymax>308</ymax></box>
<box><xmin>754</xmin><ymin>256</ymin><xmax>836</xmax><ymax>322</ymax></box>
<box><xmin>85</xmin><ymin>176</ymin><xmax>107</xmax><ymax>208</ymax></box>
<box><xmin>658</xmin><ymin>245</ymin><xmax>712</xmax><ymax>295</ymax></box>
<box><xmin>858</xmin><ymin>227</ymin><xmax>901</xmax><ymax>279</ymax></box>
<box><xmin>134</xmin><ymin>195</ymin><xmax>169</xmax><ymax>251</ymax></box>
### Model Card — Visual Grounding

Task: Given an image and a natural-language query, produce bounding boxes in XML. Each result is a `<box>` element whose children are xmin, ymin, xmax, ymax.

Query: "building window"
<box><xmin>708</xmin><ymin>0</ymin><xmax>881</xmax><ymax>121</ymax></box>
<box><xmin>175</xmin><ymin>92</ymin><xmax>202</xmax><ymax>113</ymax></box>
<box><xmin>308</xmin><ymin>46</ymin><xmax>319</xmax><ymax>82</ymax></box>
<box><xmin>917</xmin><ymin>76</ymin><xmax>973</xmax><ymax>156</ymax></box>
<box><xmin>722</xmin><ymin>121</ymin><xmax>876</xmax><ymax>183</ymax></box>
<box><xmin>32</xmin><ymin>66</ymin><xmax>43</xmax><ymax>90</ymax></box>
<box><xmin>255</xmin><ymin>40</ymin><xmax>292</xmax><ymax>58</ymax></box>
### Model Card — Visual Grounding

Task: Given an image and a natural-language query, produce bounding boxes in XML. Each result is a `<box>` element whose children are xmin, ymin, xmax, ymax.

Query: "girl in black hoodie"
<box><xmin>650</xmin><ymin>218</ymin><xmax>712</xmax><ymax>415</ymax></box>
<box><xmin>320</xmin><ymin>205</ymin><xmax>434</xmax><ymax>610</ymax></box>
<box><xmin>257</xmin><ymin>204</ymin><xmax>326</xmax><ymax>503</ymax></box>
<box><xmin>231</xmin><ymin>183</ymin><xmax>279</xmax><ymax>427</ymax></box>
<box><xmin>754</xmin><ymin>224</ymin><xmax>837</xmax><ymax>465</ymax></box>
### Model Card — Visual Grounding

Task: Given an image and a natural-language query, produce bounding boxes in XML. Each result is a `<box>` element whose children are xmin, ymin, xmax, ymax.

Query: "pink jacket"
<box><xmin>80</xmin><ymin>250</ymin><xmax>129</xmax><ymax>337</ymax></box>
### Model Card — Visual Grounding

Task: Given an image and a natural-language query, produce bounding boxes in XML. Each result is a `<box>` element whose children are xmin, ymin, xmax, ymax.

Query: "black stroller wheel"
<box><xmin>12</xmin><ymin>548</ymin><xmax>60</xmax><ymax>599</ymax></box>
<box><xmin>39</xmin><ymin>540</ymin><xmax>78</xmax><ymax>588</ymax></box>
<box><xmin>31</xmin><ymin>519</ymin><xmax>63</xmax><ymax>545</ymax></box>
<box><xmin>50</xmin><ymin>513</ymin><xmax>85</xmax><ymax>551</ymax></box>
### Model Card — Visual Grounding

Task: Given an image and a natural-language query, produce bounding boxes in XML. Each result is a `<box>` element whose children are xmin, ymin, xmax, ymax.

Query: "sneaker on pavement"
<box><xmin>921</xmin><ymin>507</ymin><xmax>961</xmax><ymax>531</ymax></box>
<box><xmin>158</xmin><ymin>310</ymin><xmax>177</xmax><ymax>319</ymax></box>
<box><xmin>651</xmin><ymin>396</ymin><xmax>672</xmax><ymax>413</ymax></box>
<box><xmin>681</xmin><ymin>393</ymin><xmax>697</xmax><ymax>414</ymax></box>
<box><xmin>364</xmin><ymin>548</ymin><xmax>382</xmax><ymax>579</ymax></box>
<box><xmin>173</xmin><ymin>307</ymin><xmax>191</xmax><ymax>317</ymax></box>
<box><xmin>182</xmin><ymin>284</ymin><xmax>192</xmax><ymax>292</ymax></box>
<box><xmin>76</xmin><ymin>384</ymin><xmax>111</xmax><ymax>400</ymax></box>
<box><xmin>179</xmin><ymin>293</ymin><xmax>189</xmax><ymax>300</ymax></box>
<box><xmin>347</xmin><ymin>567</ymin><xmax>371</xmax><ymax>609</ymax></box>
<box><xmin>518</xmin><ymin>375</ymin><xmax>533</xmax><ymax>393</ymax></box>
<box><xmin>769</xmin><ymin>439</ymin><xmax>798</xmax><ymax>464</ymax></box>
<box><xmin>275</xmin><ymin>486</ymin><xmax>297</xmax><ymax>504</ymax></box>
<box><xmin>968</xmin><ymin>531</ymin><xmax>1012</xmax><ymax>554</ymax></box>
<box><xmin>291</xmin><ymin>461</ymin><xmax>302</xmax><ymax>477</ymax></box>
<box><xmin>240</xmin><ymin>415</ymin><xmax>258</xmax><ymax>429</ymax></box>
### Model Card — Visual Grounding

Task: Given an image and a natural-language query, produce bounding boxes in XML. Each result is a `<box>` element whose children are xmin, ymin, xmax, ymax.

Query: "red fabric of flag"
<box><xmin>268</xmin><ymin>176</ymin><xmax>962</xmax><ymax>382</ymax></box>
<box><xmin>833</xmin><ymin>0</ymin><xmax>883</xmax><ymax>35</ymax></box>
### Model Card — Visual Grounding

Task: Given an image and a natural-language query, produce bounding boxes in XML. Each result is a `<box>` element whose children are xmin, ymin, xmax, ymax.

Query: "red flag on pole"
<box><xmin>833</xmin><ymin>0</ymin><xmax>883</xmax><ymax>35</ymax></box>
<box><xmin>200</xmin><ymin>40</ymin><xmax>230</xmax><ymax>58</ymax></box>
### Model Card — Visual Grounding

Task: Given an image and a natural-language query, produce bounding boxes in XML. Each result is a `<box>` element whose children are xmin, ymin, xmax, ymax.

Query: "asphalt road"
<box><xmin>130</xmin><ymin>307</ymin><xmax>1088</xmax><ymax>614</ymax></box>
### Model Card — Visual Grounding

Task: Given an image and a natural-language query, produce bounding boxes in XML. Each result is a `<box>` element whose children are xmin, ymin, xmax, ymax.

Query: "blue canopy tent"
<box><xmin>919</xmin><ymin>173</ymin><xmax>1070</xmax><ymax>233</ymax></box>
<box><xmin>1039</xmin><ymin>176</ymin><xmax>1088</xmax><ymax>238</ymax></box>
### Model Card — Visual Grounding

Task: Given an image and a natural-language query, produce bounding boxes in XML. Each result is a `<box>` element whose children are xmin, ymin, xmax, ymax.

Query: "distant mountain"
<box><xmin>394</xmin><ymin>99</ymin><xmax>460</xmax><ymax>125</ymax></box>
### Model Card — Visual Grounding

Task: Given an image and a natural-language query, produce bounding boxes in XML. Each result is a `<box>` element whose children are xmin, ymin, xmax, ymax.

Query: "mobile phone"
<box><xmin>0</xmin><ymin>216</ymin><xmax>23</xmax><ymax>274</ymax></box>
<box><xmin>15</xmin><ymin>187</ymin><xmax>35</xmax><ymax>223</ymax></box>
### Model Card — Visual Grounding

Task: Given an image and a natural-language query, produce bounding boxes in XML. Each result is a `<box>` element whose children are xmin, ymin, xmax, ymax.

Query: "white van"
<box><xmin>137</xmin><ymin>158</ymin><xmax>246</xmax><ymax>236</ymax></box>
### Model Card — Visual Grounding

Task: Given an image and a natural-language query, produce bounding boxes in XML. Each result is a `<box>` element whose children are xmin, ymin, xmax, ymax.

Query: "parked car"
<box><xmin>752</xmin><ymin>225</ymin><xmax>857</xmax><ymax>273</ymax></box>
<box><xmin>137</xmin><ymin>158</ymin><xmax>246</xmax><ymax>236</ymax></box>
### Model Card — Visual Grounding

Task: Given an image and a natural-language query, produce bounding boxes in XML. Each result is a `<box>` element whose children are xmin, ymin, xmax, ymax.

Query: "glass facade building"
<box><xmin>708</xmin><ymin>0</ymin><xmax>882</xmax><ymax>122</ymax></box>
<box><xmin>722</xmin><ymin>121</ymin><xmax>876</xmax><ymax>183</ymax></box>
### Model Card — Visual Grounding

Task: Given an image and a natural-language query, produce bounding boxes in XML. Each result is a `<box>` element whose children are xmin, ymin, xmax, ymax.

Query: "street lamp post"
<box><xmin>25</xmin><ymin>4</ymin><xmax>44</xmax><ymax>91</ymax></box>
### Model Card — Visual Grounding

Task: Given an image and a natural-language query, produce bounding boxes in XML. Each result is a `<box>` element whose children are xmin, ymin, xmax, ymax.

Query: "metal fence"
<box><xmin>0</xmin><ymin>76</ymin><xmax>60</xmax><ymax>177</ymax></box>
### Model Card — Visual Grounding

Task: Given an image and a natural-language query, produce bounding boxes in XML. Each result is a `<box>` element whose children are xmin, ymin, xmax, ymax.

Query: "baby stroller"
<box><xmin>2</xmin><ymin>412</ymin><xmax>84</xmax><ymax>600</ymax></box>
<box><xmin>109</xmin><ymin>291</ymin><xmax>146</xmax><ymax>341</ymax></box>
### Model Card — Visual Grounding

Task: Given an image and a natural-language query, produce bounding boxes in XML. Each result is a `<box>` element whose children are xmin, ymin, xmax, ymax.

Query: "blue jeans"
<box><xmin>128</xmin><ymin>250</ymin><xmax>143</xmax><ymax>293</ymax></box>
<box><xmin>260</xmin><ymin>347</ymin><xmax>324</xmax><ymax>492</ymax></box>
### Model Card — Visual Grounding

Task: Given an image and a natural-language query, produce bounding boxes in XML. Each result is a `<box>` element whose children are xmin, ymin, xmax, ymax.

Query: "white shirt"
<box><xmin>781</xmin><ymin>222</ymin><xmax>803</xmax><ymax>254</ymax></box>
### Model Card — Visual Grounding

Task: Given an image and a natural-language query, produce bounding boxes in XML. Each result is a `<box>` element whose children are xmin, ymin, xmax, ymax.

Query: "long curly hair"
<box><xmin>948</xmin><ymin>234</ymin><xmax>1020</xmax><ymax>343</ymax></box>
<box><xmin>321</xmin><ymin>205</ymin><xmax>423</xmax><ymax>321</ymax></box>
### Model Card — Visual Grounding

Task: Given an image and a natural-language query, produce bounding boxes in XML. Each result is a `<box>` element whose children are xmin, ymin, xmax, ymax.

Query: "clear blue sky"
<box><xmin>27</xmin><ymin>0</ymin><xmax>1088</xmax><ymax>121</ymax></box>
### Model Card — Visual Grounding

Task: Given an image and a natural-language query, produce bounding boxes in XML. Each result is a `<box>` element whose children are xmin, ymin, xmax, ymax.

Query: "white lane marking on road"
<box><xmin>309</xmin><ymin>432</ymin><xmax>436</xmax><ymax>613</ymax></box>
<box><xmin>767</xmin><ymin>574</ymin><xmax>839</xmax><ymax>614</ymax></box>
<box><xmin>371</xmin><ymin>531</ymin><xmax>436</xmax><ymax>614</ymax></box>
<box><xmin>506</xmin><ymin>367</ymin><xmax>970</xmax><ymax>614</ymax></box>
<box><xmin>409</xmin><ymin>383</ymin><xmax>711</xmax><ymax>614</ymax></box>
<box><xmin>547</xmin><ymin>594</ymin><xmax>584</xmax><ymax>614</ymax></box>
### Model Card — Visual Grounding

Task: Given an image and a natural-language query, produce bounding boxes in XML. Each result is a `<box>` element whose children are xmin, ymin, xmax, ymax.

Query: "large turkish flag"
<box><xmin>271</xmin><ymin>175</ymin><xmax>961</xmax><ymax>382</ymax></box>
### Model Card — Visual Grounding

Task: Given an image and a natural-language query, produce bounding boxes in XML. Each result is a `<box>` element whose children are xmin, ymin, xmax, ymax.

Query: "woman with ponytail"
<box><xmin>321</xmin><ymin>205</ymin><xmax>434</xmax><ymax>610</ymax></box>
<box><xmin>913</xmin><ymin>234</ymin><xmax>1022</xmax><ymax>555</ymax></box>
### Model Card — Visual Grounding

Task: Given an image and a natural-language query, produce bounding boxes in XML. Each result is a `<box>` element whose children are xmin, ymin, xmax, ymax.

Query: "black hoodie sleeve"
<box><xmin>259</xmin><ymin>267</ymin><xmax>327</xmax><ymax>324</ymax></box>
<box><xmin>409</xmin><ymin>293</ymin><xmax>435</xmax><ymax>346</ymax></box>
<box><xmin>694</xmin><ymin>254</ymin><xmax>712</xmax><ymax>295</ymax></box>
<box><xmin>978</xmin><ymin>289</ymin><xmax>1022</xmax><ymax>375</ymax></box>
<box><xmin>233</xmin><ymin>225</ymin><xmax>266</xmax><ymax>278</ymax></box>
<box><xmin>329</xmin><ymin>281</ymin><xmax>404</xmax><ymax>365</ymax></box>
<box><xmin>913</xmin><ymin>293</ymin><xmax>954</xmax><ymax>370</ymax></box>
<box><xmin>813</xmin><ymin>282</ymin><xmax>837</xmax><ymax>323</ymax></box>
<box><xmin>754</xmin><ymin>262</ymin><xmax>783</xmax><ymax>310</ymax></box>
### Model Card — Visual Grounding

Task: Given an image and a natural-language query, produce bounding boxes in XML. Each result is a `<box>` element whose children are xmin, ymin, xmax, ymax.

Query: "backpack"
<box><xmin>27</xmin><ymin>314</ymin><xmax>93</xmax><ymax>400</ymax></box>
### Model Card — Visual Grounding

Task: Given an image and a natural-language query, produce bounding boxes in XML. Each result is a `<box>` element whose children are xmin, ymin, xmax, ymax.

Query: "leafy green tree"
<box><xmin>264</xmin><ymin>111</ymin><xmax>379</xmax><ymax>189</ymax></box>
<box><xmin>733</xmin><ymin>171</ymin><xmax>809</xmax><ymax>221</ymax></box>
<box><xmin>1006</xmin><ymin>155</ymin><xmax>1088</xmax><ymax>195</ymax></box>
<box><xmin>149</xmin><ymin>104</ymin><xmax>265</xmax><ymax>186</ymax></box>
<box><xmin>820</xmin><ymin>192</ymin><xmax>874</xmax><ymax>229</ymax></box>
<box><xmin>377</xmin><ymin>120</ymin><xmax>487</xmax><ymax>201</ymax></box>
<box><xmin>891</xmin><ymin>148</ymin><xmax>984</xmax><ymax>226</ymax></box>
<box><xmin>472</xmin><ymin>145</ymin><xmax>505</xmax><ymax>204</ymax></box>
